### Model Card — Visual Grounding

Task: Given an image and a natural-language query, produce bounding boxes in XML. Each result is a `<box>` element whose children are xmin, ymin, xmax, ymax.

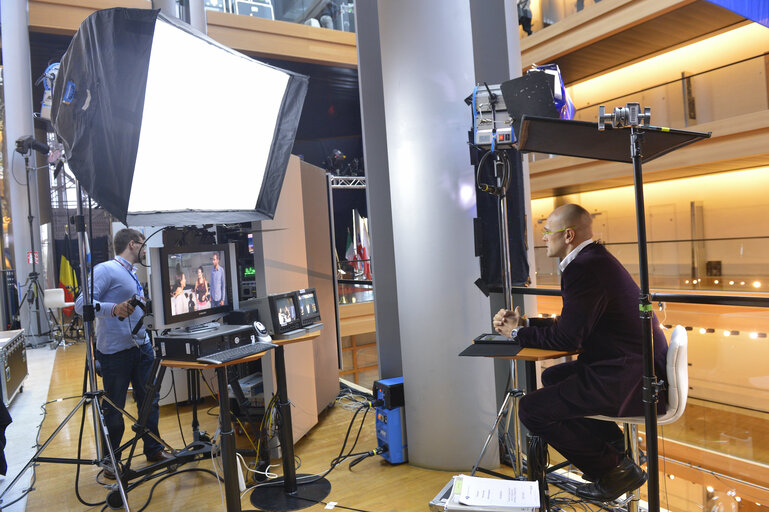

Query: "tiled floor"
<box><xmin>0</xmin><ymin>343</ymin><xmax>57</xmax><ymax>512</ymax></box>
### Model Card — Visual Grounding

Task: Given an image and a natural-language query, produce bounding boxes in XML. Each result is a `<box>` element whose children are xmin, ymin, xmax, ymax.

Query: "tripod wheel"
<box><xmin>106</xmin><ymin>490</ymin><xmax>124</xmax><ymax>509</ymax></box>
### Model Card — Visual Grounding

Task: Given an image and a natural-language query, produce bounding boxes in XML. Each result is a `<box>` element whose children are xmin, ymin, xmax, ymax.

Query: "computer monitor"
<box><xmin>296</xmin><ymin>288</ymin><xmax>321</xmax><ymax>327</ymax></box>
<box><xmin>256</xmin><ymin>291</ymin><xmax>302</xmax><ymax>335</ymax></box>
<box><xmin>148</xmin><ymin>243</ymin><xmax>239</xmax><ymax>331</ymax></box>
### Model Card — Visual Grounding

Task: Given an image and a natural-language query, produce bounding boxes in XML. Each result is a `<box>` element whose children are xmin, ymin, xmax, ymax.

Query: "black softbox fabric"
<box><xmin>51</xmin><ymin>8</ymin><xmax>156</xmax><ymax>223</ymax></box>
<box><xmin>51</xmin><ymin>8</ymin><xmax>308</xmax><ymax>226</ymax></box>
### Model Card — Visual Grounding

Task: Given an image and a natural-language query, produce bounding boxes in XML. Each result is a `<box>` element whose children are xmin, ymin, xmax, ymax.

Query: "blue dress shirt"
<box><xmin>75</xmin><ymin>256</ymin><xmax>148</xmax><ymax>354</ymax></box>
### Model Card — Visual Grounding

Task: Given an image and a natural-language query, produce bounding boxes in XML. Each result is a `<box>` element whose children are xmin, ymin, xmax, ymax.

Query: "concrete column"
<box><xmin>355</xmin><ymin>0</ymin><xmax>403</xmax><ymax>379</ymax></box>
<box><xmin>357</xmin><ymin>0</ymin><xmax>499</xmax><ymax>470</ymax></box>
<box><xmin>1</xmin><ymin>0</ymin><xmax>50</xmax><ymax>345</ymax></box>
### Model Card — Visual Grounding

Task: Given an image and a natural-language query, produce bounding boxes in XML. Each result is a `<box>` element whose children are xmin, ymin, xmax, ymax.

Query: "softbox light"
<box><xmin>51</xmin><ymin>8</ymin><xmax>308</xmax><ymax>226</ymax></box>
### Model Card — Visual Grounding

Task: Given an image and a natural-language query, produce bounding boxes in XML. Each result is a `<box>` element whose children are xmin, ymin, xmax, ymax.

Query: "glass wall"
<box><xmin>204</xmin><ymin>0</ymin><xmax>355</xmax><ymax>32</ymax></box>
<box><xmin>530</xmin><ymin>167</ymin><xmax>769</xmax><ymax>507</ymax></box>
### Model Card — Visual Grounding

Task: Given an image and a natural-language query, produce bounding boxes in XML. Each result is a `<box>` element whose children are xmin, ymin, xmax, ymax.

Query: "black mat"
<box><xmin>459</xmin><ymin>342</ymin><xmax>522</xmax><ymax>357</ymax></box>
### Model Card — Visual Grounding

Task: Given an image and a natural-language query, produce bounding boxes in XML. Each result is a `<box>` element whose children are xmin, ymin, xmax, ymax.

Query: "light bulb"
<box><xmin>750</xmin><ymin>332</ymin><xmax>759</xmax><ymax>339</ymax></box>
<box><xmin>699</xmin><ymin>328</ymin><xmax>706</xmax><ymax>334</ymax></box>
<box><xmin>723</xmin><ymin>330</ymin><xmax>730</xmax><ymax>337</ymax></box>
<box><xmin>753</xmin><ymin>281</ymin><xmax>761</xmax><ymax>288</ymax></box>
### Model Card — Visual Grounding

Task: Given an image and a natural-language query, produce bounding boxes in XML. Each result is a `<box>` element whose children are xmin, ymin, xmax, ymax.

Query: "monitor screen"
<box><xmin>273</xmin><ymin>295</ymin><xmax>298</xmax><ymax>327</ymax></box>
<box><xmin>297</xmin><ymin>288</ymin><xmax>321</xmax><ymax>326</ymax></box>
<box><xmin>159</xmin><ymin>244</ymin><xmax>233</xmax><ymax>325</ymax></box>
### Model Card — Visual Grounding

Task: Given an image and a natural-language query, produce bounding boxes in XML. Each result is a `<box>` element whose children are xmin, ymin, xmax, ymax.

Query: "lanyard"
<box><xmin>114</xmin><ymin>256</ymin><xmax>144</xmax><ymax>298</ymax></box>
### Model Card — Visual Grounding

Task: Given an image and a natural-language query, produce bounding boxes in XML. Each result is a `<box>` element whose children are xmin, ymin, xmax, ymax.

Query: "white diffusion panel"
<box><xmin>129</xmin><ymin>19</ymin><xmax>289</xmax><ymax>214</ymax></box>
<box><xmin>374</xmin><ymin>0</ymin><xmax>498</xmax><ymax>469</ymax></box>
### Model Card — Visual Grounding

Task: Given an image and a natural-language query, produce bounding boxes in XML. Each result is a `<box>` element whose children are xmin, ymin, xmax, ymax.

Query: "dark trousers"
<box><xmin>97</xmin><ymin>343</ymin><xmax>162</xmax><ymax>458</ymax></box>
<box><xmin>519</xmin><ymin>362</ymin><xmax>624</xmax><ymax>478</ymax></box>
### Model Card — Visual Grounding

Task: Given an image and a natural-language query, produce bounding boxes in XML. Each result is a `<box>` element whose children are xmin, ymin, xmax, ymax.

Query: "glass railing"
<box><xmin>337</xmin><ymin>259</ymin><xmax>373</xmax><ymax>304</ymax></box>
<box><xmin>534</xmin><ymin>237</ymin><xmax>769</xmax><ymax>293</ymax></box>
<box><xmin>573</xmin><ymin>53</ymin><xmax>768</xmax><ymax>128</ymax></box>
<box><xmin>531</xmin><ymin>237</ymin><xmax>769</xmax><ymax>502</ymax></box>
<box><xmin>527</xmin><ymin>54</ymin><xmax>769</xmax><ymax>165</ymax></box>
<box><xmin>204</xmin><ymin>0</ymin><xmax>355</xmax><ymax>32</ymax></box>
<box><xmin>521</xmin><ymin>0</ymin><xmax>605</xmax><ymax>35</ymax></box>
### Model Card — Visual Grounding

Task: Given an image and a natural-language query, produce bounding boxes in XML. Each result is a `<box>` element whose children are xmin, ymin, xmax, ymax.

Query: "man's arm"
<box><xmin>516</xmin><ymin>268</ymin><xmax>607</xmax><ymax>351</ymax></box>
<box><xmin>73</xmin><ymin>264</ymin><xmax>136</xmax><ymax>319</ymax></box>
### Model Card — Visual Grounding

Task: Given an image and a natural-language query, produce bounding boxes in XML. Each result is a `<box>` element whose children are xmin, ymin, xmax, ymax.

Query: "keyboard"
<box><xmin>196</xmin><ymin>341</ymin><xmax>277</xmax><ymax>364</ymax></box>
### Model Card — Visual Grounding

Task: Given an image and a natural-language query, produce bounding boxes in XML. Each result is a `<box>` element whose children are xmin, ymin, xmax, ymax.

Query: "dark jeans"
<box><xmin>519</xmin><ymin>362</ymin><xmax>625</xmax><ymax>478</ymax></box>
<box><xmin>97</xmin><ymin>343</ymin><xmax>162</xmax><ymax>458</ymax></box>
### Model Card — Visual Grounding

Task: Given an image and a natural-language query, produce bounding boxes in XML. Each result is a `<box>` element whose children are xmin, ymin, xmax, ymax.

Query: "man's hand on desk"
<box><xmin>493</xmin><ymin>306</ymin><xmax>524</xmax><ymax>338</ymax></box>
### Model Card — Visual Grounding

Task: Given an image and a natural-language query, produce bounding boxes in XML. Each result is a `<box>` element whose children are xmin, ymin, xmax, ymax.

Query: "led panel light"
<box><xmin>51</xmin><ymin>8</ymin><xmax>308</xmax><ymax>226</ymax></box>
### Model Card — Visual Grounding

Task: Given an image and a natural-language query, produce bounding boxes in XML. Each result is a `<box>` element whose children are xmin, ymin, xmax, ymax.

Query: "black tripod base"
<box><xmin>248</xmin><ymin>475</ymin><xmax>331</xmax><ymax>511</ymax></box>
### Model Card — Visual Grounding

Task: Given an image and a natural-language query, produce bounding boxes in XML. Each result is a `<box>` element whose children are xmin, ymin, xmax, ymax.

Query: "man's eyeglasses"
<box><xmin>541</xmin><ymin>226</ymin><xmax>574</xmax><ymax>236</ymax></box>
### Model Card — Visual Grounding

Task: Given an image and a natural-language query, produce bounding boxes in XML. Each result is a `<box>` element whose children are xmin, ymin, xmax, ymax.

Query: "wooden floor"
<box><xmin>24</xmin><ymin>341</ymin><xmax>769</xmax><ymax>511</ymax></box>
<box><xmin>25</xmin><ymin>342</ymin><xmax>497</xmax><ymax>512</ymax></box>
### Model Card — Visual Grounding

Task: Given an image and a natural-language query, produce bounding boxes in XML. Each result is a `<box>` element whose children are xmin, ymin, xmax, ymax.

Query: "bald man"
<box><xmin>493</xmin><ymin>204</ymin><xmax>668</xmax><ymax>502</ymax></box>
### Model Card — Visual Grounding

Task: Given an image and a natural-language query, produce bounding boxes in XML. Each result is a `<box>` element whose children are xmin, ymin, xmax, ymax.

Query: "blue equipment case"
<box><xmin>373</xmin><ymin>376</ymin><xmax>407</xmax><ymax>464</ymax></box>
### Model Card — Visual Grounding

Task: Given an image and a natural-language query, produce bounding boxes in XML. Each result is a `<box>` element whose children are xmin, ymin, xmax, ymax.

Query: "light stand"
<box><xmin>14</xmin><ymin>137</ymin><xmax>52</xmax><ymax>346</ymax></box>
<box><xmin>598</xmin><ymin>103</ymin><xmax>662</xmax><ymax>512</ymax></box>
<box><xmin>470</xmin><ymin>147</ymin><xmax>524</xmax><ymax>479</ymax></box>
<box><xmin>0</xmin><ymin>180</ymin><xmax>131</xmax><ymax>511</ymax></box>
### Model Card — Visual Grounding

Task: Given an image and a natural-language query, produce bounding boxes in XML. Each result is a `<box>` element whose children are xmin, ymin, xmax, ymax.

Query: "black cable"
<box><xmin>135</xmin><ymin>227</ymin><xmax>164</xmax><ymax>269</ymax></box>
<box><xmin>74</xmin><ymin>391</ymin><xmax>107</xmax><ymax>507</ymax></box>
<box><xmin>475</xmin><ymin>148</ymin><xmax>512</xmax><ymax>197</ymax></box>
<box><xmin>0</xmin><ymin>396</ymin><xmax>75</xmax><ymax>509</ymax></box>
<box><xmin>135</xmin><ymin>468</ymin><xmax>220</xmax><ymax>512</ymax></box>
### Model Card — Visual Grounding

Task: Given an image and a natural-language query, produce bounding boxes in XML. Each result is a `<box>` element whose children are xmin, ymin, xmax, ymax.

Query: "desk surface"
<box><xmin>504</xmin><ymin>347</ymin><xmax>579</xmax><ymax>362</ymax></box>
<box><xmin>161</xmin><ymin>331</ymin><xmax>320</xmax><ymax>369</ymax></box>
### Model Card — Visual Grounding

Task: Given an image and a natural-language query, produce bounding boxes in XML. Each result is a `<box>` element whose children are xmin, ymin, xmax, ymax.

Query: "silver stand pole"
<box><xmin>73</xmin><ymin>182</ymin><xmax>131</xmax><ymax>511</ymax></box>
<box><xmin>495</xmin><ymin>155</ymin><xmax>522</xmax><ymax>478</ymax></box>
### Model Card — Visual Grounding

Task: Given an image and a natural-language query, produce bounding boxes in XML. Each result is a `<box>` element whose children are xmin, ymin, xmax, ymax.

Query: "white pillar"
<box><xmin>153</xmin><ymin>0</ymin><xmax>207</xmax><ymax>33</ymax></box>
<box><xmin>359</xmin><ymin>0</ymin><xmax>499</xmax><ymax>470</ymax></box>
<box><xmin>2</xmin><ymin>0</ymin><xmax>50</xmax><ymax>345</ymax></box>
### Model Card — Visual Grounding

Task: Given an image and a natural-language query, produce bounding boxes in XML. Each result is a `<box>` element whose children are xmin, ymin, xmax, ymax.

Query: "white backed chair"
<box><xmin>587</xmin><ymin>325</ymin><xmax>689</xmax><ymax>507</ymax></box>
<box><xmin>44</xmin><ymin>288</ymin><xmax>76</xmax><ymax>344</ymax></box>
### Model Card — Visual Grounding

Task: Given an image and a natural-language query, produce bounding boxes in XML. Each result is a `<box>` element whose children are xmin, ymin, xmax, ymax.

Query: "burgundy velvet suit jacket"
<box><xmin>518</xmin><ymin>242</ymin><xmax>668</xmax><ymax>417</ymax></box>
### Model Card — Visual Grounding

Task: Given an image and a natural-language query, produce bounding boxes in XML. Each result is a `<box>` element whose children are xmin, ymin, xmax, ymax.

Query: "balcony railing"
<box><xmin>204</xmin><ymin>0</ymin><xmax>355</xmax><ymax>33</ymax></box>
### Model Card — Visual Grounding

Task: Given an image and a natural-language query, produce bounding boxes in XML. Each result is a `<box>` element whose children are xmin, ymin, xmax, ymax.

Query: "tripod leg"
<box><xmin>471</xmin><ymin>391</ymin><xmax>513</xmax><ymax>476</ymax></box>
<box><xmin>93</xmin><ymin>397</ymin><xmax>132</xmax><ymax>512</ymax></box>
<box><xmin>0</xmin><ymin>397</ymin><xmax>91</xmax><ymax>502</ymax></box>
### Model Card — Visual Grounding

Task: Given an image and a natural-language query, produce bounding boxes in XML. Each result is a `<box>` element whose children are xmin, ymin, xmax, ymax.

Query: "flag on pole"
<box><xmin>59</xmin><ymin>255</ymin><xmax>78</xmax><ymax>315</ymax></box>
<box><xmin>344</xmin><ymin>228</ymin><xmax>357</xmax><ymax>265</ymax></box>
<box><xmin>357</xmin><ymin>215</ymin><xmax>372</xmax><ymax>280</ymax></box>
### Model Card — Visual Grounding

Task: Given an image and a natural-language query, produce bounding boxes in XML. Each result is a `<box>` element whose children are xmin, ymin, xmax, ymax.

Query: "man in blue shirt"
<box><xmin>209</xmin><ymin>252</ymin><xmax>226</xmax><ymax>306</ymax></box>
<box><xmin>75</xmin><ymin>228</ymin><xmax>171</xmax><ymax>477</ymax></box>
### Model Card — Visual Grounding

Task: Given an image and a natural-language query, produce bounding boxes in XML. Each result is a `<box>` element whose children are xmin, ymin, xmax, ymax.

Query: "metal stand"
<box><xmin>16</xmin><ymin>150</ymin><xmax>51</xmax><ymax>346</ymax></box>
<box><xmin>629</xmin><ymin>125</ymin><xmax>662</xmax><ymax>512</ymax></box>
<box><xmin>472</xmin><ymin>149</ymin><xmax>524</xmax><ymax>478</ymax></box>
<box><xmin>249</xmin><ymin>345</ymin><xmax>331</xmax><ymax>511</ymax></box>
<box><xmin>0</xmin><ymin>182</ymin><xmax>130</xmax><ymax>512</ymax></box>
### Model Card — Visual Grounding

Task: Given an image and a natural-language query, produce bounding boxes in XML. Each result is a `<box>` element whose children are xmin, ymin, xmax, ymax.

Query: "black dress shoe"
<box><xmin>581</xmin><ymin>438</ymin><xmax>628</xmax><ymax>482</ymax></box>
<box><xmin>146</xmin><ymin>449</ymin><xmax>173</xmax><ymax>463</ymax></box>
<box><xmin>576</xmin><ymin>457</ymin><xmax>647</xmax><ymax>502</ymax></box>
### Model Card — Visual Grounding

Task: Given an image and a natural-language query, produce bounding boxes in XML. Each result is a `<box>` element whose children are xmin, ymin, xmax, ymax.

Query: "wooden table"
<box><xmin>161</xmin><ymin>331</ymin><xmax>320</xmax><ymax>512</ymax></box>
